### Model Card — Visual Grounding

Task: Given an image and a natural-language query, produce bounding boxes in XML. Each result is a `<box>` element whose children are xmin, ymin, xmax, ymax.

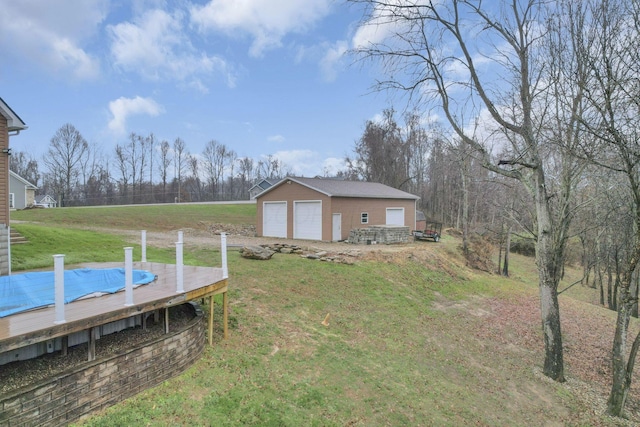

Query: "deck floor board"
<box><xmin>0</xmin><ymin>262</ymin><xmax>226</xmax><ymax>353</ymax></box>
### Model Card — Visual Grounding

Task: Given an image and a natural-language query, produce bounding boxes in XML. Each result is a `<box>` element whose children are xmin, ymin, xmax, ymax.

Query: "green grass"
<box><xmin>10</xmin><ymin>224</ymin><xmax>189</xmax><ymax>271</ymax></box>
<box><xmin>11</xmin><ymin>203</ymin><xmax>256</xmax><ymax>231</ymax></box>
<box><xmin>6</xmin><ymin>204</ymin><xmax>610</xmax><ymax>426</ymax></box>
<box><xmin>73</xmin><ymin>250</ymin><xmax>590</xmax><ymax>426</ymax></box>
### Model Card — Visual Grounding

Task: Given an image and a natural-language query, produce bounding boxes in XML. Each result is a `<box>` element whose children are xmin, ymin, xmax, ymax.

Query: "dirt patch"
<box><xmin>446</xmin><ymin>293</ymin><xmax>640</xmax><ymax>425</ymax></box>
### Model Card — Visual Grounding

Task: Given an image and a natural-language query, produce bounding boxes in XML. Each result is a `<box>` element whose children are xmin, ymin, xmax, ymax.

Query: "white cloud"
<box><xmin>320</xmin><ymin>40</ymin><xmax>348</xmax><ymax>82</ymax></box>
<box><xmin>351</xmin><ymin>3</ymin><xmax>402</xmax><ymax>50</ymax></box>
<box><xmin>268</xmin><ymin>149</ymin><xmax>344</xmax><ymax>177</ymax></box>
<box><xmin>0</xmin><ymin>0</ymin><xmax>105</xmax><ymax>79</ymax></box>
<box><xmin>190</xmin><ymin>0</ymin><xmax>333</xmax><ymax>57</ymax></box>
<box><xmin>267</xmin><ymin>135</ymin><xmax>286</xmax><ymax>143</ymax></box>
<box><xmin>108</xmin><ymin>8</ymin><xmax>234</xmax><ymax>90</ymax></box>
<box><xmin>321</xmin><ymin>157</ymin><xmax>345</xmax><ymax>175</ymax></box>
<box><xmin>108</xmin><ymin>96</ymin><xmax>164</xmax><ymax>135</ymax></box>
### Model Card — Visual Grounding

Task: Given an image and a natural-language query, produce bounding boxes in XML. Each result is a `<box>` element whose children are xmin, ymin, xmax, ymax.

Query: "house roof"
<box><xmin>35</xmin><ymin>195</ymin><xmax>56</xmax><ymax>203</ymax></box>
<box><xmin>260</xmin><ymin>176</ymin><xmax>420</xmax><ymax>200</ymax></box>
<box><xmin>249</xmin><ymin>178</ymin><xmax>280</xmax><ymax>192</ymax></box>
<box><xmin>9</xmin><ymin>171</ymin><xmax>37</xmax><ymax>189</ymax></box>
<box><xmin>0</xmin><ymin>97</ymin><xmax>27</xmax><ymax>132</ymax></box>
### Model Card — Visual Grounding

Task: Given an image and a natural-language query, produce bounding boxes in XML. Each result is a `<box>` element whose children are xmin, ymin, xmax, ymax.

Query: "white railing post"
<box><xmin>7</xmin><ymin>225</ymin><xmax>11</xmax><ymax>275</ymax></box>
<box><xmin>124</xmin><ymin>247</ymin><xmax>134</xmax><ymax>306</ymax></box>
<box><xmin>221</xmin><ymin>232</ymin><xmax>228</xmax><ymax>279</ymax></box>
<box><xmin>141</xmin><ymin>230</ymin><xmax>147</xmax><ymax>262</ymax></box>
<box><xmin>176</xmin><ymin>241</ymin><xmax>184</xmax><ymax>293</ymax></box>
<box><xmin>53</xmin><ymin>254</ymin><xmax>66</xmax><ymax>324</ymax></box>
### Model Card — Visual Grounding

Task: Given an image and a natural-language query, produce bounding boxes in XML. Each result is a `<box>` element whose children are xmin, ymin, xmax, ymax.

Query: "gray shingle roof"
<box><xmin>276</xmin><ymin>176</ymin><xmax>419</xmax><ymax>200</ymax></box>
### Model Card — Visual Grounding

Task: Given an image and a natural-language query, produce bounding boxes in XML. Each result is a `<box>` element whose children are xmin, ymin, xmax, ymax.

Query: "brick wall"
<box><xmin>348</xmin><ymin>225</ymin><xmax>411</xmax><ymax>245</ymax></box>
<box><xmin>0</xmin><ymin>303</ymin><xmax>206</xmax><ymax>426</ymax></box>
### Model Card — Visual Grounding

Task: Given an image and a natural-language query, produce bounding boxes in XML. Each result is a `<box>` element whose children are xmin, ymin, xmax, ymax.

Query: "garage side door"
<box><xmin>386</xmin><ymin>207</ymin><xmax>405</xmax><ymax>226</ymax></box>
<box><xmin>263</xmin><ymin>202</ymin><xmax>287</xmax><ymax>238</ymax></box>
<box><xmin>294</xmin><ymin>201</ymin><xmax>322</xmax><ymax>240</ymax></box>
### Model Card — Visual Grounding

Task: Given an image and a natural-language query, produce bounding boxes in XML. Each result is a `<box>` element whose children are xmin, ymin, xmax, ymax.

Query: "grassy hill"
<box><xmin>8</xmin><ymin>204</ymin><xmax>640</xmax><ymax>426</ymax></box>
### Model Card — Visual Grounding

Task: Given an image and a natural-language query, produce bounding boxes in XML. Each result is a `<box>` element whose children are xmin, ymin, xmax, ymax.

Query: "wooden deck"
<box><xmin>0</xmin><ymin>262</ymin><xmax>228</xmax><ymax>354</ymax></box>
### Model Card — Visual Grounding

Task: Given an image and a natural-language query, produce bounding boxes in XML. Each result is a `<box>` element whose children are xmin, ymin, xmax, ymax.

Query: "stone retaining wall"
<box><xmin>0</xmin><ymin>303</ymin><xmax>205</xmax><ymax>427</ymax></box>
<box><xmin>348</xmin><ymin>225</ymin><xmax>411</xmax><ymax>245</ymax></box>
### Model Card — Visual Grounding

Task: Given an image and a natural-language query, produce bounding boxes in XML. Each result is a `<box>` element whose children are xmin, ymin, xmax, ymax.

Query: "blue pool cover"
<box><xmin>0</xmin><ymin>268</ymin><xmax>157</xmax><ymax>318</ymax></box>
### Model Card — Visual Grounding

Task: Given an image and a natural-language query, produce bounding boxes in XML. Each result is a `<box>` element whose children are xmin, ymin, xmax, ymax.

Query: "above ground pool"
<box><xmin>0</xmin><ymin>268</ymin><xmax>157</xmax><ymax>318</ymax></box>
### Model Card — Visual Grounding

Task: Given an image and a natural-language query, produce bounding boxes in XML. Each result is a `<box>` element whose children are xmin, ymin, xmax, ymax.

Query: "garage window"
<box><xmin>361</xmin><ymin>212</ymin><xmax>369</xmax><ymax>224</ymax></box>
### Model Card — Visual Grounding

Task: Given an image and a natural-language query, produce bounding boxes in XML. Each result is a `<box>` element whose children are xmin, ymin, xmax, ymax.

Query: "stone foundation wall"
<box><xmin>348</xmin><ymin>225</ymin><xmax>410</xmax><ymax>245</ymax></box>
<box><xmin>0</xmin><ymin>303</ymin><xmax>205</xmax><ymax>426</ymax></box>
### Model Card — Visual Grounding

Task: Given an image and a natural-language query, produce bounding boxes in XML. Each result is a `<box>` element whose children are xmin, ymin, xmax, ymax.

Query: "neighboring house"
<box><xmin>256</xmin><ymin>176</ymin><xmax>419</xmax><ymax>241</ymax></box>
<box><xmin>0</xmin><ymin>97</ymin><xmax>27</xmax><ymax>276</ymax></box>
<box><xmin>34</xmin><ymin>195</ymin><xmax>57</xmax><ymax>208</ymax></box>
<box><xmin>9</xmin><ymin>171</ymin><xmax>37</xmax><ymax>209</ymax></box>
<box><xmin>249</xmin><ymin>178</ymin><xmax>280</xmax><ymax>199</ymax></box>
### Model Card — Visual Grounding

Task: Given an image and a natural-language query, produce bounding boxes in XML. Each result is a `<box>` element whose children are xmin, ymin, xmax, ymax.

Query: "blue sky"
<box><xmin>0</xmin><ymin>0</ymin><xmax>394</xmax><ymax>178</ymax></box>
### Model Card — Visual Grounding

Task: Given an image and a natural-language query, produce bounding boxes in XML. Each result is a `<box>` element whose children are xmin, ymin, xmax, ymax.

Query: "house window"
<box><xmin>9</xmin><ymin>193</ymin><xmax>14</xmax><ymax>209</ymax></box>
<box><xmin>361</xmin><ymin>212</ymin><xmax>369</xmax><ymax>224</ymax></box>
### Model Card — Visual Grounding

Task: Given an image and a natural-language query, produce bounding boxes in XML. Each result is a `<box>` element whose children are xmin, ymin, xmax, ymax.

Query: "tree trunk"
<box><xmin>535</xmin><ymin>168</ymin><xmax>565</xmax><ymax>382</ymax></box>
<box><xmin>497</xmin><ymin>227</ymin><xmax>503</xmax><ymax>275</ymax></box>
<box><xmin>539</xmin><ymin>280</ymin><xmax>565</xmax><ymax>381</ymax></box>
<box><xmin>607</xmin><ymin>301</ymin><xmax>633</xmax><ymax>416</ymax></box>
<box><xmin>503</xmin><ymin>227</ymin><xmax>512</xmax><ymax>277</ymax></box>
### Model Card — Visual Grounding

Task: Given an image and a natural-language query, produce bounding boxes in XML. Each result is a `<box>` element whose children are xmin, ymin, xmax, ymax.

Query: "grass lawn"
<box><xmin>11</xmin><ymin>203</ymin><xmax>256</xmax><ymax>232</ymax></box>
<box><xmin>7</xmin><ymin>204</ymin><xmax>632</xmax><ymax>426</ymax></box>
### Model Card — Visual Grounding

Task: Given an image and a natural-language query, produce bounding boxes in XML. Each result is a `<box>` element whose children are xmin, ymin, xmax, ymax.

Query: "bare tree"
<box><xmin>158</xmin><ymin>140</ymin><xmax>171</xmax><ymax>203</ymax></box>
<box><xmin>173</xmin><ymin>138</ymin><xmax>188</xmax><ymax>202</ymax></box>
<box><xmin>574</xmin><ymin>0</ymin><xmax>640</xmax><ymax>416</ymax></box>
<box><xmin>10</xmin><ymin>151</ymin><xmax>39</xmax><ymax>186</ymax></box>
<box><xmin>237</xmin><ymin>157</ymin><xmax>255</xmax><ymax>199</ymax></box>
<box><xmin>202</xmin><ymin>140</ymin><xmax>226</xmax><ymax>200</ymax></box>
<box><xmin>226</xmin><ymin>149</ymin><xmax>237</xmax><ymax>200</ymax></box>
<box><xmin>42</xmin><ymin>123</ymin><xmax>89</xmax><ymax>206</ymax></box>
<box><xmin>114</xmin><ymin>145</ymin><xmax>130</xmax><ymax>203</ymax></box>
<box><xmin>147</xmin><ymin>133</ymin><xmax>155</xmax><ymax>202</ymax></box>
<box><xmin>187</xmin><ymin>154</ymin><xmax>202</xmax><ymax>201</ymax></box>
<box><xmin>352</xmin><ymin>0</ymin><xmax>589</xmax><ymax>382</ymax></box>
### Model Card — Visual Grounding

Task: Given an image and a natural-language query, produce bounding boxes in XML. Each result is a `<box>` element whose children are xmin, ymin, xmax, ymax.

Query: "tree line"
<box><xmin>11</xmin><ymin>125</ymin><xmax>291</xmax><ymax>206</ymax></box>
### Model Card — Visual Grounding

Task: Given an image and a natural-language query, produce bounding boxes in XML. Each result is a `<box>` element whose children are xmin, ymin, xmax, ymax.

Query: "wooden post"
<box><xmin>88</xmin><ymin>327</ymin><xmax>96</xmax><ymax>361</ymax></box>
<box><xmin>223</xmin><ymin>291</ymin><xmax>228</xmax><ymax>339</ymax></box>
<box><xmin>164</xmin><ymin>308</ymin><xmax>169</xmax><ymax>334</ymax></box>
<box><xmin>61</xmin><ymin>336</ymin><xmax>68</xmax><ymax>356</ymax></box>
<box><xmin>208</xmin><ymin>295</ymin><xmax>214</xmax><ymax>346</ymax></box>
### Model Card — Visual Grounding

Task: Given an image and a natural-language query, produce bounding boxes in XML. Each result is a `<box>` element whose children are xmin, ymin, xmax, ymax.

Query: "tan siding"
<box><xmin>257</xmin><ymin>180</ymin><xmax>417</xmax><ymax>241</ymax></box>
<box><xmin>331</xmin><ymin>198</ymin><xmax>416</xmax><ymax>240</ymax></box>
<box><xmin>257</xmin><ymin>181</ymin><xmax>331</xmax><ymax>240</ymax></box>
<box><xmin>0</xmin><ymin>117</ymin><xmax>8</xmax><ymax>226</ymax></box>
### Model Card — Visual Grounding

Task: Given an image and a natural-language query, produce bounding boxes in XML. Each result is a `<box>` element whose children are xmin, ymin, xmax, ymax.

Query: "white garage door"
<box><xmin>386</xmin><ymin>208</ymin><xmax>405</xmax><ymax>226</ymax></box>
<box><xmin>294</xmin><ymin>201</ymin><xmax>322</xmax><ymax>240</ymax></box>
<box><xmin>263</xmin><ymin>202</ymin><xmax>287</xmax><ymax>238</ymax></box>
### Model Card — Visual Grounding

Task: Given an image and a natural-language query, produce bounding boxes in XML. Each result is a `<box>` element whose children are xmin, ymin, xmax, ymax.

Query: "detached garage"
<box><xmin>256</xmin><ymin>177</ymin><xmax>419</xmax><ymax>242</ymax></box>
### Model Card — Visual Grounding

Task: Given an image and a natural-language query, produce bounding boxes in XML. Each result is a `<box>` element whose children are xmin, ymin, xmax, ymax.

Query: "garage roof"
<box><xmin>262</xmin><ymin>176</ymin><xmax>419</xmax><ymax>200</ymax></box>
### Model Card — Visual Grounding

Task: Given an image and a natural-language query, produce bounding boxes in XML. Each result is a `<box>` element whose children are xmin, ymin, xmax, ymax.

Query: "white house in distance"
<box><xmin>9</xmin><ymin>171</ymin><xmax>37</xmax><ymax>209</ymax></box>
<box><xmin>34</xmin><ymin>195</ymin><xmax>57</xmax><ymax>208</ymax></box>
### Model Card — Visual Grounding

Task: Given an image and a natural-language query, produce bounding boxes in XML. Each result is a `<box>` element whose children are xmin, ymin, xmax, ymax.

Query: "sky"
<box><xmin>0</xmin><ymin>0</ymin><xmax>395</xmax><ymax>178</ymax></box>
